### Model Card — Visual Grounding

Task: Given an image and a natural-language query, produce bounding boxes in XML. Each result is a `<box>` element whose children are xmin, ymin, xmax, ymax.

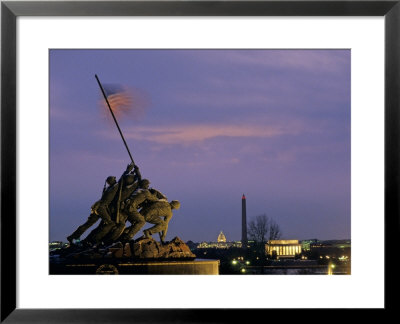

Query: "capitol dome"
<box><xmin>217</xmin><ymin>231</ymin><xmax>227</xmax><ymax>243</ymax></box>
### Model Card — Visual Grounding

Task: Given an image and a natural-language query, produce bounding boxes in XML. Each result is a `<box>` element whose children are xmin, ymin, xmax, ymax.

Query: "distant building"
<box><xmin>300</xmin><ymin>239</ymin><xmax>319</xmax><ymax>251</ymax></box>
<box><xmin>309</xmin><ymin>240</ymin><xmax>351</xmax><ymax>260</ymax></box>
<box><xmin>266</xmin><ymin>240</ymin><xmax>302</xmax><ymax>259</ymax></box>
<box><xmin>320</xmin><ymin>240</ymin><xmax>351</xmax><ymax>248</ymax></box>
<box><xmin>49</xmin><ymin>241</ymin><xmax>69</xmax><ymax>251</ymax></box>
<box><xmin>217</xmin><ymin>231</ymin><xmax>227</xmax><ymax>243</ymax></box>
<box><xmin>197</xmin><ymin>231</ymin><xmax>242</xmax><ymax>249</ymax></box>
<box><xmin>197</xmin><ymin>241</ymin><xmax>242</xmax><ymax>249</ymax></box>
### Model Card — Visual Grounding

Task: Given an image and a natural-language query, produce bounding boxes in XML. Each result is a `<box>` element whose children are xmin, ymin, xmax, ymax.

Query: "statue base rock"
<box><xmin>50</xmin><ymin>236</ymin><xmax>219</xmax><ymax>274</ymax></box>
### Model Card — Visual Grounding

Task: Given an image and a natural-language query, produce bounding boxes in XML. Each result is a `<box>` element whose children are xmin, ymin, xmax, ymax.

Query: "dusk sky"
<box><xmin>49</xmin><ymin>49</ymin><xmax>350</xmax><ymax>243</ymax></box>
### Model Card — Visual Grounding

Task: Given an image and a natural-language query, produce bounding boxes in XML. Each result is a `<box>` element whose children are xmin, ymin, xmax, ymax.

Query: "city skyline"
<box><xmin>50</xmin><ymin>49</ymin><xmax>351</xmax><ymax>243</ymax></box>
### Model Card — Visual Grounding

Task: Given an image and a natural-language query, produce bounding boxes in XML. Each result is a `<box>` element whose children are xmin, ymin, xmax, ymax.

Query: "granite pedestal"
<box><xmin>50</xmin><ymin>258</ymin><xmax>219</xmax><ymax>275</ymax></box>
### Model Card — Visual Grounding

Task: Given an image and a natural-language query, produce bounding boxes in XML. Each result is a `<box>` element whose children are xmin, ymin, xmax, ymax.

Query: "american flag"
<box><xmin>102</xmin><ymin>84</ymin><xmax>133</xmax><ymax>119</ymax></box>
<box><xmin>99</xmin><ymin>83</ymin><xmax>149</xmax><ymax>122</ymax></box>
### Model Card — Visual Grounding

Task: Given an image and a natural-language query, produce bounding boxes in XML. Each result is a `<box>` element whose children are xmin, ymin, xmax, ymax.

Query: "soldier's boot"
<box><xmin>67</xmin><ymin>228</ymin><xmax>84</xmax><ymax>244</ymax></box>
<box><xmin>67</xmin><ymin>230</ymin><xmax>84</xmax><ymax>244</ymax></box>
<box><xmin>143</xmin><ymin>229</ymin><xmax>152</xmax><ymax>239</ymax></box>
<box><xmin>67</xmin><ymin>213</ymin><xmax>100</xmax><ymax>245</ymax></box>
<box><xmin>158</xmin><ymin>232</ymin><xmax>165</xmax><ymax>244</ymax></box>
<box><xmin>160</xmin><ymin>230</ymin><xmax>167</xmax><ymax>244</ymax></box>
<box><xmin>67</xmin><ymin>235</ymin><xmax>74</xmax><ymax>244</ymax></box>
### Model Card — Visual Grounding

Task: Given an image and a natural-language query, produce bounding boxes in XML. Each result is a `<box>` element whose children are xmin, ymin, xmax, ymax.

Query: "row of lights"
<box><xmin>232</xmin><ymin>260</ymin><xmax>250</xmax><ymax>265</ymax></box>
<box><xmin>320</xmin><ymin>255</ymin><xmax>349</xmax><ymax>260</ymax></box>
<box><xmin>232</xmin><ymin>258</ymin><xmax>341</xmax><ymax>275</ymax></box>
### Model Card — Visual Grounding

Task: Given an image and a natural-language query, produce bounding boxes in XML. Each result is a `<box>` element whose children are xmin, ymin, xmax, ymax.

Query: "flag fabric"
<box><xmin>99</xmin><ymin>83</ymin><xmax>148</xmax><ymax>122</ymax></box>
<box><xmin>102</xmin><ymin>84</ymin><xmax>133</xmax><ymax>118</ymax></box>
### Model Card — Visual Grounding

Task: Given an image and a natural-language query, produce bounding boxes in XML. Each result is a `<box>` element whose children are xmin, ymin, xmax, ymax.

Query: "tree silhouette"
<box><xmin>248</xmin><ymin>214</ymin><xmax>282</xmax><ymax>244</ymax></box>
<box><xmin>269</xmin><ymin>219</ymin><xmax>282</xmax><ymax>240</ymax></box>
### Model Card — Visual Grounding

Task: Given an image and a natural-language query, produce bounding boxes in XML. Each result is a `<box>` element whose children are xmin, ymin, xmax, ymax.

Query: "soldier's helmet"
<box><xmin>106</xmin><ymin>176</ymin><xmax>116</xmax><ymax>184</ymax></box>
<box><xmin>140</xmin><ymin>179</ymin><xmax>150</xmax><ymax>188</ymax></box>
<box><xmin>125</xmin><ymin>174</ymin><xmax>135</xmax><ymax>185</ymax></box>
<box><xmin>170</xmin><ymin>200</ymin><xmax>181</xmax><ymax>210</ymax></box>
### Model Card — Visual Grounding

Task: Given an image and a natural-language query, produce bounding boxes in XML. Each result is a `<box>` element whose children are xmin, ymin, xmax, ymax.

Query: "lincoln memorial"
<box><xmin>266</xmin><ymin>240</ymin><xmax>302</xmax><ymax>259</ymax></box>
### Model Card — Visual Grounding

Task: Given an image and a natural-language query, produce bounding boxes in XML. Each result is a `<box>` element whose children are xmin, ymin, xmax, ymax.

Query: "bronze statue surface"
<box><xmin>65</xmin><ymin>162</ymin><xmax>187</xmax><ymax>262</ymax></box>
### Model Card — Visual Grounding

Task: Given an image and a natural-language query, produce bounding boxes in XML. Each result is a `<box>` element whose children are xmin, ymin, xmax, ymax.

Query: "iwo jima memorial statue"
<box><xmin>50</xmin><ymin>75</ymin><xmax>219</xmax><ymax>275</ymax></box>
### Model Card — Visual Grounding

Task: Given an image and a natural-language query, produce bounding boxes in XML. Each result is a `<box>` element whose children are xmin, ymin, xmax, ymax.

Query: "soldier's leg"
<box><xmin>157</xmin><ymin>229</ymin><xmax>168</xmax><ymax>244</ymax></box>
<box><xmin>160</xmin><ymin>216</ymin><xmax>171</xmax><ymax>242</ymax></box>
<box><xmin>106</xmin><ymin>223</ymin><xmax>126</xmax><ymax>242</ymax></box>
<box><xmin>91</xmin><ymin>222</ymin><xmax>115</xmax><ymax>244</ymax></box>
<box><xmin>89</xmin><ymin>205</ymin><xmax>115</xmax><ymax>244</ymax></box>
<box><xmin>160</xmin><ymin>227</ymin><xmax>167</xmax><ymax>242</ymax></box>
<box><xmin>96</xmin><ymin>205</ymin><xmax>113</xmax><ymax>223</ymax></box>
<box><xmin>82</xmin><ymin>222</ymin><xmax>102</xmax><ymax>245</ymax></box>
<box><xmin>143</xmin><ymin>217</ymin><xmax>165</xmax><ymax>238</ymax></box>
<box><xmin>101</xmin><ymin>212</ymin><xmax>128</xmax><ymax>243</ymax></box>
<box><xmin>123</xmin><ymin>211</ymin><xmax>146</xmax><ymax>240</ymax></box>
<box><xmin>67</xmin><ymin>213</ymin><xmax>100</xmax><ymax>243</ymax></box>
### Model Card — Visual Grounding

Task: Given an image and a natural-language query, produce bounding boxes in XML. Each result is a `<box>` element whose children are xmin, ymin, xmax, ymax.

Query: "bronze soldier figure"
<box><xmin>118</xmin><ymin>179</ymin><xmax>161</xmax><ymax>242</ymax></box>
<box><xmin>66</xmin><ymin>175</ymin><xmax>118</xmax><ymax>244</ymax></box>
<box><xmin>141</xmin><ymin>200</ymin><xmax>181</xmax><ymax>243</ymax></box>
<box><xmin>68</xmin><ymin>163</ymin><xmax>136</xmax><ymax>245</ymax></box>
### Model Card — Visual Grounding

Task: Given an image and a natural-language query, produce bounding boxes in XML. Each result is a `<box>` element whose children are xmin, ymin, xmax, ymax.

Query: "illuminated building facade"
<box><xmin>217</xmin><ymin>231</ymin><xmax>227</xmax><ymax>243</ymax></box>
<box><xmin>197</xmin><ymin>241</ymin><xmax>242</xmax><ymax>249</ymax></box>
<box><xmin>300</xmin><ymin>239</ymin><xmax>319</xmax><ymax>251</ymax></box>
<box><xmin>197</xmin><ymin>231</ymin><xmax>242</xmax><ymax>249</ymax></box>
<box><xmin>266</xmin><ymin>240</ymin><xmax>302</xmax><ymax>259</ymax></box>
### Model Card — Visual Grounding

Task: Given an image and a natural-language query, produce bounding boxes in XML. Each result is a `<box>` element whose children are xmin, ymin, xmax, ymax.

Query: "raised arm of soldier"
<box><xmin>133</xmin><ymin>164</ymin><xmax>142</xmax><ymax>183</ymax></box>
<box><xmin>120</xmin><ymin>162</ymin><xmax>135</xmax><ymax>179</ymax></box>
<box><xmin>112</xmin><ymin>162</ymin><xmax>136</xmax><ymax>217</ymax></box>
<box><xmin>119</xmin><ymin>162</ymin><xmax>142</xmax><ymax>193</ymax></box>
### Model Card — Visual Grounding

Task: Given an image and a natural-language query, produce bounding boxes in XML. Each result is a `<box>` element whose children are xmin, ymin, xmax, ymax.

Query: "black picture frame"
<box><xmin>1</xmin><ymin>0</ymin><xmax>398</xmax><ymax>322</ymax></box>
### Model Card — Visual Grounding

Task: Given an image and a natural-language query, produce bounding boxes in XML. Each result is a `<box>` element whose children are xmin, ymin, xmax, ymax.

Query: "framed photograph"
<box><xmin>1</xmin><ymin>0</ymin><xmax>398</xmax><ymax>321</ymax></box>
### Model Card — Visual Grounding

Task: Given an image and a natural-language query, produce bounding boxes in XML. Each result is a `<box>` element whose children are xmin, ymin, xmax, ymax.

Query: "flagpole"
<box><xmin>95</xmin><ymin>74</ymin><xmax>135</xmax><ymax>166</ymax></box>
